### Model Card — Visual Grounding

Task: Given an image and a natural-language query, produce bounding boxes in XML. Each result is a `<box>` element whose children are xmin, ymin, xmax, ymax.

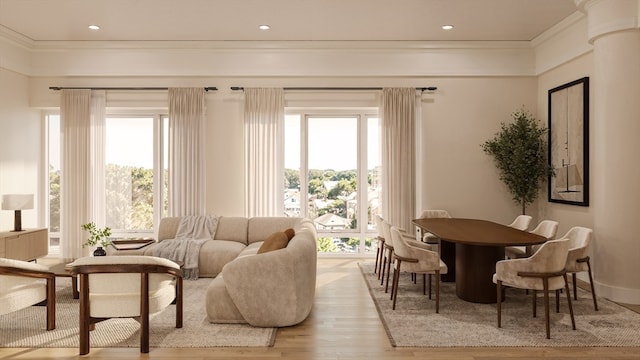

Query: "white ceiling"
<box><xmin>0</xmin><ymin>0</ymin><xmax>578</xmax><ymax>44</ymax></box>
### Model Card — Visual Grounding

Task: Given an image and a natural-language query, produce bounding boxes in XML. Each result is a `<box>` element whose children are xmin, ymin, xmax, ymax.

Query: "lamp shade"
<box><xmin>2</xmin><ymin>194</ymin><xmax>34</xmax><ymax>210</ymax></box>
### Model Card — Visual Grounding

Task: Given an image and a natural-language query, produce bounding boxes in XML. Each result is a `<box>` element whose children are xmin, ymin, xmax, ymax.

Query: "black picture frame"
<box><xmin>548</xmin><ymin>77</ymin><xmax>589</xmax><ymax>206</ymax></box>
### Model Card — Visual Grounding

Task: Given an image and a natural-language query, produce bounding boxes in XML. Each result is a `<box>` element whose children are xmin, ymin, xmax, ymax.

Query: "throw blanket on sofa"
<box><xmin>152</xmin><ymin>214</ymin><xmax>218</xmax><ymax>280</ymax></box>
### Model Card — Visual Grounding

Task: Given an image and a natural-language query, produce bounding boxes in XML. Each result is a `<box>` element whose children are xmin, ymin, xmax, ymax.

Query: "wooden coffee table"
<box><xmin>49</xmin><ymin>262</ymin><xmax>79</xmax><ymax>299</ymax></box>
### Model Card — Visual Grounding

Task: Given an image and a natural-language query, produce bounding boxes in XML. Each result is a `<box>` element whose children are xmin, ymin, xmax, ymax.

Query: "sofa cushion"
<box><xmin>257</xmin><ymin>231</ymin><xmax>289</xmax><ymax>254</ymax></box>
<box><xmin>247</xmin><ymin>217</ymin><xmax>301</xmax><ymax>244</ymax></box>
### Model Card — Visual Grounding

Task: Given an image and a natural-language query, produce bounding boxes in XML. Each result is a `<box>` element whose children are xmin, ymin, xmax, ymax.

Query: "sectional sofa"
<box><xmin>109</xmin><ymin>216</ymin><xmax>318</xmax><ymax>327</ymax></box>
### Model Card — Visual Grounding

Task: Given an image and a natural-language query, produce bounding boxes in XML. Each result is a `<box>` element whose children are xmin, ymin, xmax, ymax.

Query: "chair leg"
<box><xmin>586</xmin><ymin>260</ymin><xmax>599</xmax><ymax>311</ymax></box>
<box><xmin>496</xmin><ymin>280</ymin><xmax>502</xmax><ymax>328</ymax></box>
<box><xmin>79</xmin><ymin>274</ymin><xmax>90</xmax><ymax>355</ymax></box>
<box><xmin>380</xmin><ymin>251</ymin><xmax>387</xmax><ymax>286</ymax></box>
<box><xmin>556</xmin><ymin>289</ymin><xmax>560</xmax><ymax>313</ymax></box>
<box><xmin>422</xmin><ymin>274</ymin><xmax>426</xmax><ymax>295</ymax></box>
<box><xmin>385</xmin><ymin>252</ymin><xmax>393</xmax><ymax>293</ymax></box>
<box><xmin>140</xmin><ymin>273</ymin><xmax>150</xmax><ymax>353</ymax></box>
<box><xmin>435</xmin><ymin>270</ymin><xmax>440</xmax><ymax>313</ymax></box>
<box><xmin>374</xmin><ymin>246</ymin><xmax>380</xmax><ymax>275</ymax></box>
<box><xmin>563</xmin><ymin>274</ymin><xmax>576</xmax><ymax>331</ymax></box>
<box><xmin>46</xmin><ymin>276</ymin><xmax>56</xmax><ymax>331</ymax></box>
<box><xmin>573</xmin><ymin>273</ymin><xmax>578</xmax><ymax>300</ymax></box>
<box><xmin>428</xmin><ymin>274</ymin><xmax>432</xmax><ymax>299</ymax></box>
<box><xmin>377</xmin><ymin>240</ymin><xmax>385</xmax><ymax>280</ymax></box>
<box><xmin>176</xmin><ymin>276</ymin><xmax>183</xmax><ymax>328</ymax></box>
<box><xmin>543</xmin><ymin>279</ymin><xmax>551</xmax><ymax>339</ymax></box>
<box><xmin>391</xmin><ymin>259</ymin><xmax>402</xmax><ymax>310</ymax></box>
<box><xmin>532</xmin><ymin>290</ymin><xmax>537</xmax><ymax>318</ymax></box>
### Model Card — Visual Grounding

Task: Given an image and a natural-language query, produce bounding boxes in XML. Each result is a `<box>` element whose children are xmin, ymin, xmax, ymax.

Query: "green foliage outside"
<box><xmin>481</xmin><ymin>107</ymin><xmax>554</xmax><ymax>214</ymax></box>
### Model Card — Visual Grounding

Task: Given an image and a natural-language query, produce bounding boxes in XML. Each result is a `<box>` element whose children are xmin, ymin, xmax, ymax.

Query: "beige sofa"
<box><xmin>110</xmin><ymin>216</ymin><xmax>318</xmax><ymax>327</ymax></box>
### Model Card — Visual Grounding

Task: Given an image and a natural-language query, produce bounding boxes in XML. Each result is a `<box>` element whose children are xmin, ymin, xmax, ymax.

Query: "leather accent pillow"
<box><xmin>284</xmin><ymin>228</ymin><xmax>295</xmax><ymax>240</ymax></box>
<box><xmin>257</xmin><ymin>231</ymin><xmax>290</xmax><ymax>254</ymax></box>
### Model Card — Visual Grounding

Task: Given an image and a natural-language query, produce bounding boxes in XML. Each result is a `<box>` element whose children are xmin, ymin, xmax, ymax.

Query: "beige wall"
<box><xmin>0</xmin><ymin>69</ymin><xmax>41</xmax><ymax>229</ymax></box>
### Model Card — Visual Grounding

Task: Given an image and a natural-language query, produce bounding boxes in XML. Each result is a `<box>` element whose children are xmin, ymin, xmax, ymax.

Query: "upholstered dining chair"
<box><xmin>379</xmin><ymin>218</ymin><xmax>433</xmax><ymax>293</ymax></box>
<box><xmin>389</xmin><ymin>226</ymin><xmax>448</xmax><ymax>312</ymax></box>
<box><xmin>69</xmin><ymin>255</ymin><xmax>183</xmax><ymax>354</ymax></box>
<box><xmin>562</xmin><ymin>226</ymin><xmax>598</xmax><ymax>311</ymax></box>
<box><xmin>505</xmin><ymin>220</ymin><xmax>559</xmax><ymax>259</ymax></box>
<box><xmin>493</xmin><ymin>238</ymin><xmax>576</xmax><ymax>339</ymax></box>
<box><xmin>0</xmin><ymin>257</ymin><xmax>56</xmax><ymax>330</ymax></box>
<box><xmin>416</xmin><ymin>209</ymin><xmax>451</xmax><ymax>252</ymax></box>
<box><xmin>508</xmin><ymin>214</ymin><xmax>533</xmax><ymax>231</ymax></box>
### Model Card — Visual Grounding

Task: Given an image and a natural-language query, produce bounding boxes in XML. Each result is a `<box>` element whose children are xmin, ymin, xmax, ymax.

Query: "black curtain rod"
<box><xmin>49</xmin><ymin>86</ymin><xmax>218</xmax><ymax>91</ymax></box>
<box><xmin>230</xmin><ymin>86</ymin><xmax>437</xmax><ymax>92</ymax></box>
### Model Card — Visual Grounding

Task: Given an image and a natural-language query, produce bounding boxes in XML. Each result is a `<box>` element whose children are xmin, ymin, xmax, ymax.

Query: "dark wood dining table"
<box><xmin>412</xmin><ymin>217</ymin><xmax>547</xmax><ymax>303</ymax></box>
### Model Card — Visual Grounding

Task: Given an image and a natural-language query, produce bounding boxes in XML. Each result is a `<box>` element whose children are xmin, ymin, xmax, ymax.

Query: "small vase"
<box><xmin>93</xmin><ymin>246</ymin><xmax>107</xmax><ymax>256</ymax></box>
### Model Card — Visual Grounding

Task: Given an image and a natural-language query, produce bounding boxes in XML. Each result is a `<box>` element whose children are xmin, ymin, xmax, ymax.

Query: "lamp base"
<box><xmin>12</xmin><ymin>210</ymin><xmax>23</xmax><ymax>232</ymax></box>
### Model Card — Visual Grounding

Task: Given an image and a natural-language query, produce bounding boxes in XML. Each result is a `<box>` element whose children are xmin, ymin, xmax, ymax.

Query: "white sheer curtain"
<box><xmin>380</xmin><ymin>88</ymin><xmax>417</xmax><ymax>232</ymax></box>
<box><xmin>60</xmin><ymin>89</ymin><xmax>91</xmax><ymax>260</ymax></box>
<box><xmin>168</xmin><ymin>87</ymin><xmax>206</xmax><ymax>216</ymax></box>
<box><xmin>244</xmin><ymin>88</ymin><xmax>284</xmax><ymax>217</ymax></box>
<box><xmin>89</xmin><ymin>90</ymin><xmax>106</xmax><ymax>231</ymax></box>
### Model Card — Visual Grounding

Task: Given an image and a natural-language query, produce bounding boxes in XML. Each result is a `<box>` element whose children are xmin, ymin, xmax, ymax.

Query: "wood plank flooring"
<box><xmin>1</xmin><ymin>258</ymin><xmax>639</xmax><ymax>359</ymax></box>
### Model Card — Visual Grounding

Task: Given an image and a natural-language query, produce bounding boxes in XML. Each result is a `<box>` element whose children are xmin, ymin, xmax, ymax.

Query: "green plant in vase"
<box><xmin>81</xmin><ymin>222</ymin><xmax>112</xmax><ymax>256</ymax></box>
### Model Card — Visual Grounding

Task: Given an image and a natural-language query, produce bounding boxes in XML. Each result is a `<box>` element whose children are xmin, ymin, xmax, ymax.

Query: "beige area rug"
<box><xmin>359</xmin><ymin>262</ymin><xmax>640</xmax><ymax>347</ymax></box>
<box><xmin>0</xmin><ymin>277</ymin><xmax>276</xmax><ymax>348</ymax></box>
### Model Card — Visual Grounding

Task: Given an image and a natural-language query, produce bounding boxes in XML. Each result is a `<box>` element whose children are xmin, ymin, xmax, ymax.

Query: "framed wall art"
<box><xmin>548</xmin><ymin>77</ymin><xmax>589</xmax><ymax>206</ymax></box>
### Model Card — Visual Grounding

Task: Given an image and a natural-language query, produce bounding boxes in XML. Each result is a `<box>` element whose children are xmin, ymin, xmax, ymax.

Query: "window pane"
<box><xmin>47</xmin><ymin>114</ymin><xmax>61</xmax><ymax>251</ymax></box>
<box><xmin>284</xmin><ymin>114</ymin><xmax>301</xmax><ymax>217</ymax></box>
<box><xmin>308</xmin><ymin>117</ymin><xmax>358</xmax><ymax>253</ymax></box>
<box><xmin>105</xmin><ymin>117</ymin><xmax>154</xmax><ymax>231</ymax></box>
<box><xmin>367</xmin><ymin>116</ymin><xmax>381</xmax><ymax>253</ymax></box>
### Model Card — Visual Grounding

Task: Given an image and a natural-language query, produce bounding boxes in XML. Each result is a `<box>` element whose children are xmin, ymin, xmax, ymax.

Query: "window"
<box><xmin>284</xmin><ymin>110</ymin><xmax>380</xmax><ymax>255</ymax></box>
<box><xmin>46</xmin><ymin>112</ymin><xmax>168</xmax><ymax>253</ymax></box>
<box><xmin>104</xmin><ymin>115</ymin><xmax>168</xmax><ymax>234</ymax></box>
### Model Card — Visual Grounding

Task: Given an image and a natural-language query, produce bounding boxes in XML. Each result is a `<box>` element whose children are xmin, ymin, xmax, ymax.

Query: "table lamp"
<box><xmin>2</xmin><ymin>194</ymin><xmax>34</xmax><ymax>232</ymax></box>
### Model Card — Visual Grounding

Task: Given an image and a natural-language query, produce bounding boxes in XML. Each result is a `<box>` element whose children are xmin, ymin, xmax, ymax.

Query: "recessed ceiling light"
<box><xmin>441</xmin><ymin>25</ymin><xmax>454</xmax><ymax>30</ymax></box>
<box><xmin>258</xmin><ymin>24</ymin><xmax>271</xmax><ymax>30</ymax></box>
<box><xmin>88</xmin><ymin>25</ymin><xmax>100</xmax><ymax>30</ymax></box>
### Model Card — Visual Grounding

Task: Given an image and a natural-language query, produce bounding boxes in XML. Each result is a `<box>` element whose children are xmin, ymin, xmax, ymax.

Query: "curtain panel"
<box><xmin>168</xmin><ymin>87</ymin><xmax>206</xmax><ymax>217</ymax></box>
<box><xmin>60</xmin><ymin>89</ymin><xmax>92</xmax><ymax>259</ymax></box>
<box><xmin>244</xmin><ymin>88</ymin><xmax>285</xmax><ymax>217</ymax></box>
<box><xmin>380</xmin><ymin>88</ymin><xmax>417</xmax><ymax>232</ymax></box>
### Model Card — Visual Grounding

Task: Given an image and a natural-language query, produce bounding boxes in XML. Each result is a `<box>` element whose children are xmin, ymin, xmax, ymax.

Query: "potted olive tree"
<box><xmin>481</xmin><ymin>107</ymin><xmax>554</xmax><ymax>214</ymax></box>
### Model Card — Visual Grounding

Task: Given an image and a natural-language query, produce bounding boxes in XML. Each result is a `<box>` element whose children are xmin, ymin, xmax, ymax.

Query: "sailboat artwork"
<box><xmin>548</xmin><ymin>77</ymin><xmax>589</xmax><ymax>206</ymax></box>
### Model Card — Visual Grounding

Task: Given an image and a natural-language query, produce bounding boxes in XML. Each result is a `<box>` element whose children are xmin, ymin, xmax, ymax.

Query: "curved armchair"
<box><xmin>69</xmin><ymin>256</ymin><xmax>182</xmax><ymax>354</ymax></box>
<box><xmin>0</xmin><ymin>258</ymin><xmax>55</xmax><ymax>330</ymax></box>
<box><xmin>506</xmin><ymin>220</ymin><xmax>559</xmax><ymax>259</ymax></box>
<box><xmin>508</xmin><ymin>214</ymin><xmax>533</xmax><ymax>231</ymax></box>
<box><xmin>390</xmin><ymin>226</ymin><xmax>448</xmax><ymax>313</ymax></box>
<box><xmin>493</xmin><ymin>239</ymin><xmax>575</xmax><ymax>339</ymax></box>
<box><xmin>563</xmin><ymin>226</ymin><xmax>598</xmax><ymax>310</ymax></box>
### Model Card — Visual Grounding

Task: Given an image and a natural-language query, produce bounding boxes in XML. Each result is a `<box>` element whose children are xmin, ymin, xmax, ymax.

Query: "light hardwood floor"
<box><xmin>1</xmin><ymin>258</ymin><xmax>639</xmax><ymax>359</ymax></box>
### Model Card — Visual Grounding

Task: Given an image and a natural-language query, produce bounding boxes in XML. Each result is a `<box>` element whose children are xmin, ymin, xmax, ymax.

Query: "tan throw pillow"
<box><xmin>257</xmin><ymin>231</ymin><xmax>289</xmax><ymax>254</ymax></box>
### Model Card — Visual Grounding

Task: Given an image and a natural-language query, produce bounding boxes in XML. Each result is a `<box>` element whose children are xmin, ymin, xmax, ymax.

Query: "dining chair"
<box><xmin>493</xmin><ymin>238</ymin><xmax>576</xmax><ymax>339</ymax></box>
<box><xmin>562</xmin><ymin>226</ymin><xmax>598</xmax><ymax>311</ymax></box>
<box><xmin>416</xmin><ymin>209</ymin><xmax>451</xmax><ymax>252</ymax></box>
<box><xmin>389</xmin><ymin>226</ymin><xmax>448</xmax><ymax>313</ymax></box>
<box><xmin>507</xmin><ymin>214</ymin><xmax>533</xmax><ymax>231</ymax></box>
<box><xmin>505</xmin><ymin>220</ymin><xmax>559</xmax><ymax>259</ymax></box>
<box><xmin>0</xmin><ymin>257</ymin><xmax>56</xmax><ymax>330</ymax></box>
<box><xmin>379</xmin><ymin>218</ymin><xmax>433</xmax><ymax>293</ymax></box>
<box><xmin>69</xmin><ymin>255</ymin><xmax>183</xmax><ymax>354</ymax></box>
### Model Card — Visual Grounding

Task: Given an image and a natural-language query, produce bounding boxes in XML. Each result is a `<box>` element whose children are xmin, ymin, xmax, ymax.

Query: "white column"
<box><xmin>577</xmin><ymin>0</ymin><xmax>640</xmax><ymax>303</ymax></box>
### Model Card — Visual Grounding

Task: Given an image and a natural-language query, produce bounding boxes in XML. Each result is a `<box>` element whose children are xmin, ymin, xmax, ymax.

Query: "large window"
<box><xmin>46</xmin><ymin>112</ymin><xmax>168</xmax><ymax>253</ymax></box>
<box><xmin>284</xmin><ymin>110</ymin><xmax>380</xmax><ymax>255</ymax></box>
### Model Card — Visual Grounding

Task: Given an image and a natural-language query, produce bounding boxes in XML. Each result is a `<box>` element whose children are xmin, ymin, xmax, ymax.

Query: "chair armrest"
<box><xmin>0</xmin><ymin>266</ymin><xmax>55</xmax><ymax>280</ymax></box>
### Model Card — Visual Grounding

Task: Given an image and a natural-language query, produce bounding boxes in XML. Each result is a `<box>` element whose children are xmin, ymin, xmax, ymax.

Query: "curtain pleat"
<box><xmin>168</xmin><ymin>88</ymin><xmax>206</xmax><ymax>217</ymax></box>
<box><xmin>90</xmin><ymin>90</ymin><xmax>106</xmax><ymax>231</ymax></box>
<box><xmin>380</xmin><ymin>88</ymin><xmax>417</xmax><ymax>232</ymax></box>
<box><xmin>60</xmin><ymin>89</ymin><xmax>92</xmax><ymax>260</ymax></box>
<box><xmin>244</xmin><ymin>88</ymin><xmax>285</xmax><ymax>217</ymax></box>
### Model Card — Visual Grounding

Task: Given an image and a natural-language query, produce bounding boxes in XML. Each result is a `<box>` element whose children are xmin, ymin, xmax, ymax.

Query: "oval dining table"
<box><xmin>412</xmin><ymin>217</ymin><xmax>547</xmax><ymax>303</ymax></box>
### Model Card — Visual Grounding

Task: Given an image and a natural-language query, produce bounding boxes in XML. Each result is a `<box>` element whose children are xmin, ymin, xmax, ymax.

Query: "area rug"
<box><xmin>359</xmin><ymin>262</ymin><xmax>640</xmax><ymax>347</ymax></box>
<box><xmin>0</xmin><ymin>277</ymin><xmax>276</xmax><ymax>348</ymax></box>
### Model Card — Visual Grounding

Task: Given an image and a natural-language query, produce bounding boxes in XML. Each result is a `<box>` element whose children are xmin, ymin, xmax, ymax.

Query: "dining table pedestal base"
<box><xmin>455</xmin><ymin>243</ymin><xmax>504</xmax><ymax>303</ymax></box>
